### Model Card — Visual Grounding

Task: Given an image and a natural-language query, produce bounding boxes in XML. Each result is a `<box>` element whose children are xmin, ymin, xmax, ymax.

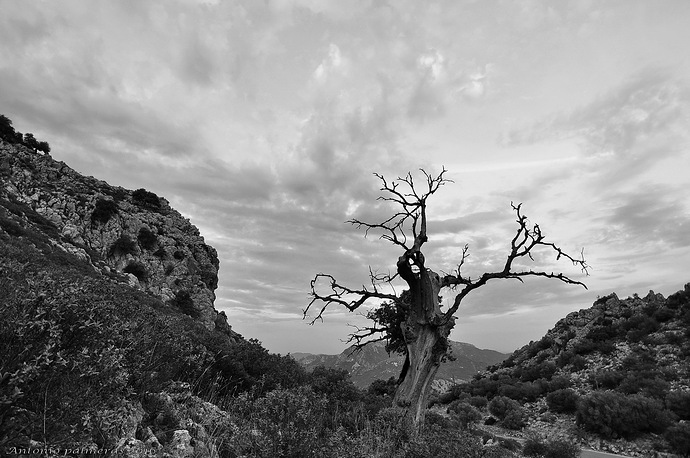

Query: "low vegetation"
<box><xmin>0</xmin><ymin>114</ymin><xmax>50</xmax><ymax>154</ymax></box>
<box><xmin>437</xmin><ymin>287</ymin><xmax>690</xmax><ymax>456</ymax></box>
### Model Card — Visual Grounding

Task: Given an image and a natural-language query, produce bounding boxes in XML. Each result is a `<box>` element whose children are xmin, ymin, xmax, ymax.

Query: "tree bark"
<box><xmin>393</xmin><ymin>253</ymin><xmax>454</xmax><ymax>428</ymax></box>
<box><xmin>393</xmin><ymin>322</ymin><xmax>451</xmax><ymax>426</ymax></box>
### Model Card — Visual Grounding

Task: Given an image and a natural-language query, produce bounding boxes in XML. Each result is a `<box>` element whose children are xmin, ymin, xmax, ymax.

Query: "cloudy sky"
<box><xmin>2</xmin><ymin>0</ymin><xmax>689</xmax><ymax>354</ymax></box>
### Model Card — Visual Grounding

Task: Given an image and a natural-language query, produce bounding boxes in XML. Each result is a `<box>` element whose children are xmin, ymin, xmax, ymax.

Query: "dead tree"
<box><xmin>305</xmin><ymin>168</ymin><xmax>588</xmax><ymax>429</ymax></box>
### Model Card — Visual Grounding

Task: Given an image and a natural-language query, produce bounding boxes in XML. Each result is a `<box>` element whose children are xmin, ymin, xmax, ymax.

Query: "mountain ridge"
<box><xmin>293</xmin><ymin>339</ymin><xmax>509</xmax><ymax>390</ymax></box>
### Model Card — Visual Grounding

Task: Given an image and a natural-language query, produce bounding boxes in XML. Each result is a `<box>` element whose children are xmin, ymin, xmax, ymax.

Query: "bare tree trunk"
<box><xmin>394</xmin><ymin>259</ymin><xmax>454</xmax><ymax>429</ymax></box>
<box><xmin>393</xmin><ymin>323</ymin><xmax>450</xmax><ymax>426</ymax></box>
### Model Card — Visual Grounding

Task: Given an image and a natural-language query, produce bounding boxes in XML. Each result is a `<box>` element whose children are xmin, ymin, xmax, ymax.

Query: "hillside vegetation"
<box><xmin>439</xmin><ymin>287</ymin><xmax>690</xmax><ymax>457</ymax></box>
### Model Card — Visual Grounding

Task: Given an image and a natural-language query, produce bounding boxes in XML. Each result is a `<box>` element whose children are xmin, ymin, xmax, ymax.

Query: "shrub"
<box><xmin>447</xmin><ymin>400</ymin><xmax>482</xmax><ymax>429</ymax></box>
<box><xmin>623</xmin><ymin>315</ymin><xmax>660</xmax><ymax>342</ymax></box>
<box><xmin>618</xmin><ymin>375</ymin><xmax>669</xmax><ymax>399</ymax></box>
<box><xmin>488</xmin><ymin>395</ymin><xmax>525</xmax><ymax>429</ymax></box>
<box><xmin>586</xmin><ymin>326</ymin><xmax>616</xmax><ymax>342</ymax></box>
<box><xmin>589</xmin><ymin>370</ymin><xmax>624</xmax><ymax>390</ymax></box>
<box><xmin>523</xmin><ymin>435</ymin><xmax>579</xmax><ymax>458</ymax></box>
<box><xmin>171</xmin><ymin>290</ymin><xmax>197</xmax><ymax>318</ymax></box>
<box><xmin>547</xmin><ymin>375</ymin><xmax>572</xmax><ymax>392</ymax></box>
<box><xmin>502</xmin><ymin>409</ymin><xmax>526</xmax><ymax>430</ymax></box>
<box><xmin>576</xmin><ymin>391</ymin><xmax>673</xmax><ymax>439</ymax></box>
<box><xmin>665</xmin><ymin>423</ymin><xmax>690</xmax><ymax>456</ymax></box>
<box><xmin>132</xmin><ymin>188</ymin><xmax>161</xmax><ymax>209</ymax></box>
<box><xmin>489</xmin><ymin>396</ymin><xmax>519</xmax><ymax>420</ymax></box>
<box><xmin>123</xmin><ymin>261</ymin><xmax>147</xmax><ymax>282</ymax></box>
<box><xmin>222</xmin><ymin>387</ymin><xmax>328</xmax><ymax>458</ymax></box>
<box><xmin>137</xmin><ymin>227</ymin><xmax>157</xmax><ymax>250</ymax></box>
<box><xmin>546</xmin><ymin>389</ymin><xmax>579</xmax><ymax>414</ymax></box>
<box><xmin>574</xmin><ymin>338</ymin><xmax>615</xmax><ymax>355</ymax></box>
<box><xmin>0</xmin><ymin>214</ymin><xmax>24</xmax><ymax>236</ymax></box>
<box><xmin>555</xmin><ymin>350</ymin><xmax>575</xmax><ymax>368</ymax></box>
<box><xmin>309</xmin><ymin>366</ymin><xmax>361</xmax><ymax>410</ymax></box>
<box><xmin>468</xmin><ymin>396</ymin><xmax>488</xmax><ymax>409</ymax></box>
<box><xmin>520</xmin><ymin>361</ymin><xmax>557</xmax><ymax>382</ymax></box>
<box><xmin>91</xmin><ymin>198</ymin><xmax>119</xmax><ymax>224</ymax></box>
<box><xmin>200</xmin><ymin>269</ymin><xmax>218</xmax><ymax>289</ymax></box>
<box><xmin>108</xmin><ymin>234</ymin><xmax>137</xmax><ymax>257</ymax></box>
<box><xmin>666</xmin><ymin>391</ymin><xmax>690</xmax><ymax>420</ymax></box>
<box><xmin>653</xmin><ymin>306</ymin><xmax>676</xmax><ymax>322</ymax></box>
<box><xmin>368</xmin><ymin>378</ymin><xmax>398</xmax><ymax>397</ymax></box>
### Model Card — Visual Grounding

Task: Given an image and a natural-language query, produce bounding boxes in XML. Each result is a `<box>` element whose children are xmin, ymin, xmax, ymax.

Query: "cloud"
<box><xmin>313</xmin><ymin>44</ymin><xmax>346</xmax><ymax>83</ymax></box>
<box><xmin>503</xmin><ymin>69</ymin><xmax>690</xmax><ymax>187</ymax></box>
<box><xmin>598</xmin><ymin>186</ymin><xmax>690</xmax><ymax>249</ymax></box>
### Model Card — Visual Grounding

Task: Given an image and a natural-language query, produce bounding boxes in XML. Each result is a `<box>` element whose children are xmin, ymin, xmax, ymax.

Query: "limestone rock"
<box><xmin>169</xmin><ymin>430</ymin><xmax>194</xmax><ymax>458</ymax></box>
<box><xmin>0</xmin><ymin>139</ymin><xmax>238</xmax><ymax>338</ymax></box>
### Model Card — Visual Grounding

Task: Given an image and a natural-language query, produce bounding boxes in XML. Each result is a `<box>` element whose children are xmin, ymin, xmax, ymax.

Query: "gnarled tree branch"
<box><xmin>304</xmin><ymin>273</ymin><xmax>398</xmax><ymax>324</ymax></box>
<box><xmin>441</xmin><ymin>202</ymin><xmax>589</xmax><ymax>322</ymax></box>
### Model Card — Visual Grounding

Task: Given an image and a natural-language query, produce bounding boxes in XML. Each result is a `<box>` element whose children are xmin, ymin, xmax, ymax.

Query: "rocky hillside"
<box><xmin>293</xmin><ymin>340</ymin><xmax>508</xmax><ymax>390</ymax></box>
<box><xmin>444</xmin><ymin>284</ymin><xmax>690</xmax><ymax>457</ymax></box>
<box><xmin>0</xmin><ymin>139</ymin><xmax>233</xmax><ymax>333</ymax></box>
<box><xmin>0</xmin><ymin>134</ymin><xmax>308</xmax><ymax>455</ymax></box>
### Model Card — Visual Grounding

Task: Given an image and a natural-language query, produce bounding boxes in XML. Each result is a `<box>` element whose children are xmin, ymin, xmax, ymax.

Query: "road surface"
<box><xmin>581</xmin><ymin>449</ymin><xmax>633</xmax><ymax>458</ymax></box>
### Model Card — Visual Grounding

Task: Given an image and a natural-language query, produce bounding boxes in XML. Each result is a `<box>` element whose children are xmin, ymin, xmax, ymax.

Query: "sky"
<box><xmin>1</xmin><ymin>0</ymin><xmax>689</xmax><ymax>354</ymax></box>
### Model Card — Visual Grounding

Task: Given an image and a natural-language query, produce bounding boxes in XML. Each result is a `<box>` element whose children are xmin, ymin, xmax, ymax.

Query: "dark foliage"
<box><xmin>446</xmin><ymin>400</ymin><xmax>482</xmax><ymax>429</ymax></box>
<box><xmin>468</xmin><ymin>396</ymin><xmax>488</xmax><ymax>409</ymax></box>
<box><xmin>0</xmin><ymin>212</ymin><xmax>24</xmax><ymax>236</ymax></box>
<box><xmin>108</xmin><ymin>234</ymin><xmax>137</xmax><ymax>257</ymax></box>
<box><xmin>0</xmin><ymin>115</ymin><xmax>50</xmax><ymax>152</ymax></box>
<box><xmin>123</xmin><ymin>261</ymin><xmax>147</xmax><ymax>282</ymax></box>
<box><xmin>132</xmin><ymin>188</ymin><xmax>161</xmax><ymax>209</ymax></box>
<box><xmin>200</xmin><ymin>268</ymin><xmax>219</xmax><ymax>289</ymax></box>
<box><xmin>488</xmin><ymin>396</ymin><xmax>525</xmax><ymax>429</ymax></box>
<box><xmin>573</xmin><ymin>337</ymin><xmax>616</xmax><ymax>355</ymax></box>
<box><xmin>519</xmin><ymin>361</ymin><xmax>557</xmax><ymax>382</ymax></box>
<box><xmin>368</xmin><ymin>377</ymin><xmax>398</xmax><ymax>397</ymax></box>
<box><xmin>137</xmin><ymin>226</ymin><xmax>157</xmax><ymax>250</ymax></box>
<box><xmin>589</xmin><ymin>370</ymin><xmax>625</xmax><ymax>390</ymax></box>
<box><xmin>618</xmin><ymin>374</ymin><xmax>670</xmax><ymax>399</ymax></box>
<box><xmin>365</xmin><ymin>292</ymin><xmax>410</xmax><ymax>355</ymax></box>
<box><xmin>522</xmin><ymin>435</ymin><xmax>580</xmax><ymax>458</ymax></box>
<box><xmin>546</xmin><ymin>389</ymin><xmax>579</xmax><ymax>413</ymax></box>
<box><xmin>665</xmin><ymin>423</ymin><xmax>690</xmax><ymax>456</ymax></box>
<box><xmin>171</xmin><ymin>290</ymin><xmax>197</xmax><ymax>318</ymax></box>
<box><xmin>91</xmin><ymin>198</ymin><xmax>119</xmax><ymax>224</ymax></box>
<box><xmin>576</xmin><ymin>391</ymin><xmax>673</xmax><ymax>439</ymax></box>
<box><xmin>0</xmin><ymin>114</ymin><xmax>15</xmax><ymax>142</ymax></box>
<box><xmin>666</xmin><ymin>390</ymin><xmax>690</xmax><ymax>420</ymax></box>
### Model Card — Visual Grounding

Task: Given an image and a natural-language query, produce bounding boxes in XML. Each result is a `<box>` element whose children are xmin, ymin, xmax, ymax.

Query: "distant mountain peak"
<box><xmin>293</xmin><ymin>339</ymin><xmax>508</xmax><ymax>389</ymax></box>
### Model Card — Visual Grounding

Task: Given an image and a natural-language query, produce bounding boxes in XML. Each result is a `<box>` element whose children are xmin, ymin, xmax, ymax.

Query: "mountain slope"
<box><xmin>1</xmin><ymin>139</ymin><xmax>236</xmax><ymax>333</ymax></box>
<box><xmin>0</xmin><ymin>137</ymin><xmax>307</xmax><ymax>452</ymax></box>
<box><xmin>446</xmin><ymin>285</ymin><xmax>690</xmax><ymax>457</ymax></box>
<box><xmin>293</xmin><ymin>340</ymin><xmax>508</xmax><ymax>389</ymax></box>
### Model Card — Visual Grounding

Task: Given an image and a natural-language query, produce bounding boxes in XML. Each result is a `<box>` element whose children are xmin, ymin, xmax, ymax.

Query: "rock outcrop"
<box><xmin>0</xmin><ymin>140</ymin><xmax>233</xmax><ymax>335</ymax></box>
